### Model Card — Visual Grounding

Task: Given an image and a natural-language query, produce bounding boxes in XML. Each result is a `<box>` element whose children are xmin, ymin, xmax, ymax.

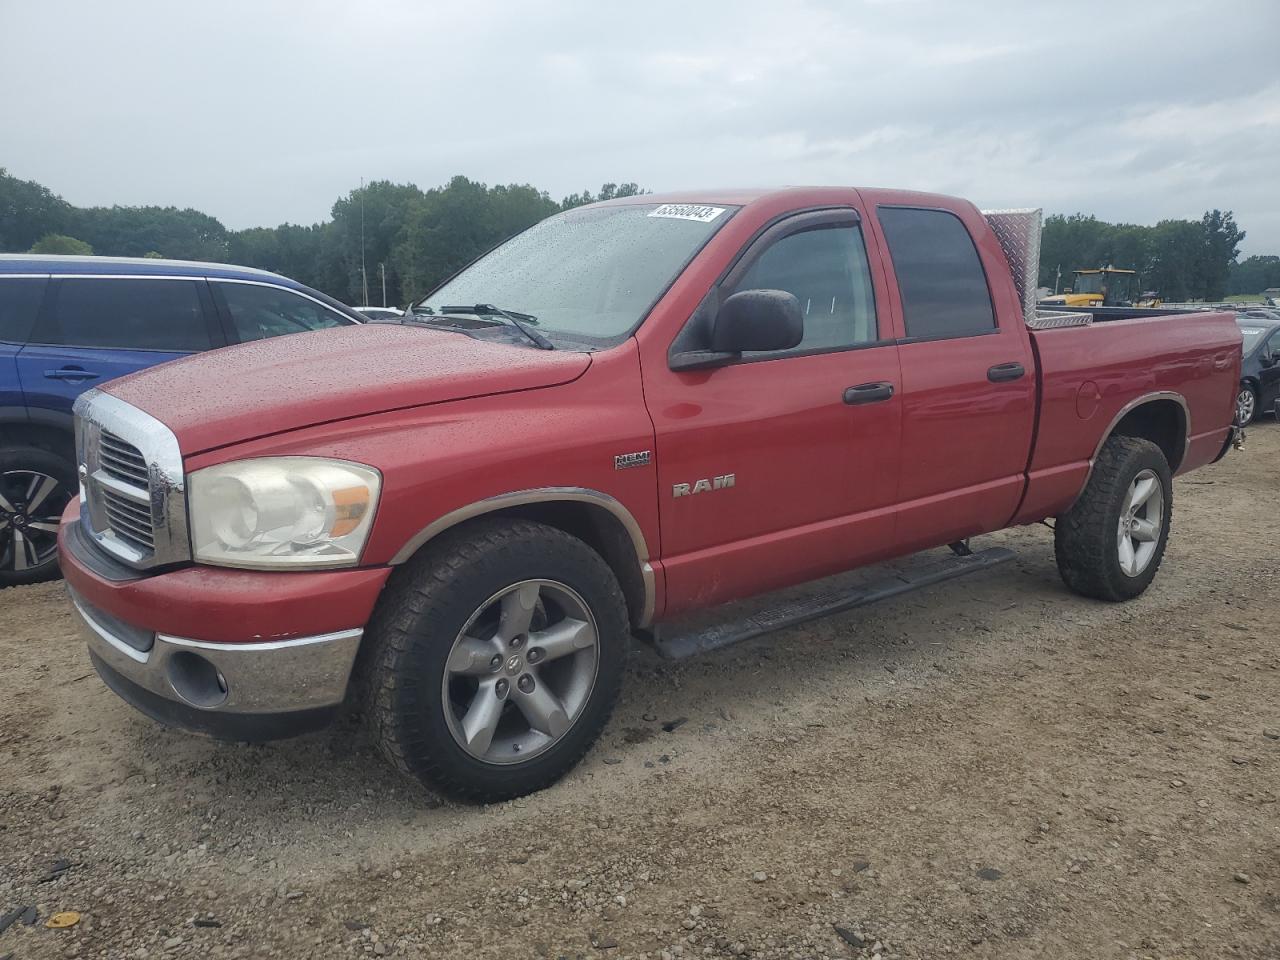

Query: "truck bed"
<box><xmin>1012</xmin><ymin>308</ymin><xmax>1241</xmax><ymax>524</ymax></box>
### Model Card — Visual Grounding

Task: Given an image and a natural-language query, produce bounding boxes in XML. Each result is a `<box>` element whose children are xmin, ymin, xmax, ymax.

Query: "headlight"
<box><xmin>189</xmin><ymin>457</ymin><xmax>381</xmax><ymax>569</ymax></box>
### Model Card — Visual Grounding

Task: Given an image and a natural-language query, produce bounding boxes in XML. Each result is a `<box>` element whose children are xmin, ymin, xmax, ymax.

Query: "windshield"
<box><xmin>1238</xmin><ymin>324</ymin><xmax>1268</xmax><ymax>353</ymax></box>
<box><xmin>1073</xmin><ymin>273</ymin><xmax>1104</xmax><ymax>294</ymax></box>
<box><xmin>416</xmin><ymin>203</ymin><xmax>734</xmax><ymax>339</ymax></box>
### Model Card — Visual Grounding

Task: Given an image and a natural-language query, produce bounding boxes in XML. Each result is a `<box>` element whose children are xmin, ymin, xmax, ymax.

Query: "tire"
<box><xmin>1236</xmin><ymin>382</ymin><xmax>1258</xmax><ymax>425</ymax></box>
<box><xmin>0</xmin><ymin>446</ymin><xmax>76</xmax><ymax>588</ymax></box>
<box><xmin>1054</xmin><ymin>436</ymin><xmax>1172</xmax><ymax>602</ymax></box>
<box><xmin>364</xmin><ymin>518</ymin><xmax>629</xmax><ymax>803</ymax></box>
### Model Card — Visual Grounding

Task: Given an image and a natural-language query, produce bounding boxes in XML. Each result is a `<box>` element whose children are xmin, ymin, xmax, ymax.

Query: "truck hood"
<box><xmin>101</xmin><ymin>324</ymin><xmax>592</xmax><ymax>454</ymax></box>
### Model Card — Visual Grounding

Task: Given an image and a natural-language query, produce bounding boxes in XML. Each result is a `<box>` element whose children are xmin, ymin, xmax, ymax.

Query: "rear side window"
<box><xmin>878</xmin><ymin>207</ymin><xmax>996</xmax><ymax>340</ymax></box>
<box><xmin>730</xmin><ymin>225</ymin><xmax>878</xmax><ymax>356</ymax></box>
<box><xmin>38</xmin><ymin>278</ymin><xmax>211</xmax><ymax>351</ymax></box>
<box><xmin>216</xmin><ymin>282</ymin><xmax>350</xmax><ymax>343</ymax></box>
<box><xmin>0</xmin><ymin>277</ymin><xmax>47</xmax><ymax>343</ymax></box>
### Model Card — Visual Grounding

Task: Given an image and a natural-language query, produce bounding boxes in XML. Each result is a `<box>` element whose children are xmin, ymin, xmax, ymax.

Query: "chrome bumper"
<box><xmin>70</xmin><ymin>590</ymin><xmax>362</xmax><ymax>720</ymax></box>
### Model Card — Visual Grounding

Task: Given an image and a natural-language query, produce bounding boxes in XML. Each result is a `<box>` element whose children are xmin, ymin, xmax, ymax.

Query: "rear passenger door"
<box><xmin>868</xmin><ymin>204</ymin><xmax>1036</xmax><ymax>552</ymax></box>
<box><xmin>15</xmin><ymin>277</ymin><xmax>222</xmax><ymax>420</ymax></box>
<box><xmin>0</xmin><ymin>277</ymin><xmax>47</xmax><ymax>413</ymax></box>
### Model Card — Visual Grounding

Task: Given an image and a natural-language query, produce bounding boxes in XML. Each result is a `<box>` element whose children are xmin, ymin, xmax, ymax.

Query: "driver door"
<box><xmin>644</xmin><ymin>208</ymin><xmax>903</xmax><ymax>618</ymax></box>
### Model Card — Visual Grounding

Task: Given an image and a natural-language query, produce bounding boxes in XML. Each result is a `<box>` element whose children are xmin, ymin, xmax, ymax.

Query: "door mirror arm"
<box><xmin>668</xmin><ymin>349</ymin><xmax>740</xmax><ymax>372</ymax></box>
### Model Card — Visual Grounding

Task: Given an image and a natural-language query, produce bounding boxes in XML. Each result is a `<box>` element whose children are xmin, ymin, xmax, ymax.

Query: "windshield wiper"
<box><xmin>439</xmin><ymin>304</ymin><xmax>554</xmax><ymax>350</ymax></box>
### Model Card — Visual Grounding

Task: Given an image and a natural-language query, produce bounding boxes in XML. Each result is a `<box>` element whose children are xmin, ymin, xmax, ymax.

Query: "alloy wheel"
<box><xmin>441</xmin><ymin>579</ymin><xmax>599</xmax><ymax>765</ymax></box>
<box><xmin>1117</xmin><ymin>468</ymin><xmax>1163</xmax><ymax>578</ymax></box>
<box><xmin>0</xmin><ymin>470</ymin><xmax>68</xmax><ymax>572</ymax></box>
<box><xmin>1236</xmin><ymin>388</ymin><xmax>1255</xmax><ymax>425</ymax></box>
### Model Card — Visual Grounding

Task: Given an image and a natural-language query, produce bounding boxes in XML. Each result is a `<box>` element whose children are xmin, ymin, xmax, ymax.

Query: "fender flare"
<box><xmin>387</xmin><ymin>486</ymin><xmax>657</xmax><ymax>627</ymax></box>
<box><xmin>1086</xmin><ymin>390</ymin><xmax>1190</xmax><ymax>479</ymax></box>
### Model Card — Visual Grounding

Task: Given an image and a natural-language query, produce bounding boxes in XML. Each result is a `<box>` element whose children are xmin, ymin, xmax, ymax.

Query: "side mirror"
<box><xmin>667</xmin><ymin>288</ymin><xmax>805</xmax><ymax>372</ymax></box>
<box><xmin>711</xmin><ymin>289</ymin><xmax>804</xmax><ymax>354</ymax></box>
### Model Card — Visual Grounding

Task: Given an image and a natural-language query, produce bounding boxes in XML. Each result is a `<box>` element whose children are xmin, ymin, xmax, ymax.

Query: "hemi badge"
<box><xmin>615</xmin><ymin>450</ymin><xmax>651</xmax><ymax>470</ymax></box>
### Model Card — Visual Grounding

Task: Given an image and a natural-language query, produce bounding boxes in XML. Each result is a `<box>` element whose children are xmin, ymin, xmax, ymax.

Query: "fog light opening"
<box><xmin>167</xmin><ymin>651</ymin><xmax>230</xmax><ymax>709</ymax></box>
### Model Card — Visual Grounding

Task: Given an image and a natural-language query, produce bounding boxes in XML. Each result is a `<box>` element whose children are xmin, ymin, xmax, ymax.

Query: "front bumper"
<box><xmin>70</xmin><ymin>589</ymin><xmax>361</xmax><ymax>740</ymax></box>
<box><xmin>59</xmin><ymin>499</ymin><xmax>388</xmax><ymax>741</ymax></box>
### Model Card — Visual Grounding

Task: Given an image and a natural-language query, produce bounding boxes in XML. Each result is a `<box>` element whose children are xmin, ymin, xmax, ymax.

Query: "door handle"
<box><xmin>843</xmin><ymin>381</ymin><xmax>895</xmax><ymax>405</ymax></box>
<box><xmin>44</xmin><ymin>367</ymin><xmax>100</xmax><ymax>382</ymax></box>
<box><xmin>987</xmin><ymin>362</ymin><xmax>1026</xmax><ymax>383</ymax></box>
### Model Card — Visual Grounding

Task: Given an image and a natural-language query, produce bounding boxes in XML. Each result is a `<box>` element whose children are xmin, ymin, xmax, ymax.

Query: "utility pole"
<box><xmin>379</xmin><ymin>262</ymin><xmax>386</xmax><ymax>307</ymax></box>
<box><xmin>360</xmin><ymin>177</ymin><xmax>369</xmax><ymax>306</ymax></box>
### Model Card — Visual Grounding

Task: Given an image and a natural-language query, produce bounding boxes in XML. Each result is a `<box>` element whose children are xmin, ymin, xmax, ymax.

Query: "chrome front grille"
<box><xmin>74</xmin><ymin>389</ymin><xmax>190</xmax><ymax>570</ymax></box>
<box><xmin>100</xmin><ymin>487</ymin><xmax>156</xmax><ymax>550</ymax></box>
<box><xmin>99</xmin><ymin>430</ymin><xmax>150</xmax><ymax>487</ymax></box>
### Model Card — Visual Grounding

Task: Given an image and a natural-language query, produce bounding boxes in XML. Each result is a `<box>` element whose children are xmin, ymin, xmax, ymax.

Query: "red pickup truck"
<box><xmin>58</xmin><ymin>187</ymin><xmax>1242</xmax><ymax>802</ymax></box>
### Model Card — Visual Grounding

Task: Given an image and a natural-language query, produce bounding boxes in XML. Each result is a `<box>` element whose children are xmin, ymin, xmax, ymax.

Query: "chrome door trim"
<box><xmin>40</xmin><ymin>274</ymin><xmax>208</xmax><ymax>281</ymax></box>
<box><xmin>388</xmin><ymin>487</ymin><xmax>656</xmax><ymax>627</ymax></box>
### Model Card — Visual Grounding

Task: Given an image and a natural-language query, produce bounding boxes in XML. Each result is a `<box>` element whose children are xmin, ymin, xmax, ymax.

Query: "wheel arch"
<box><xmin>387</xmin><ymin>488</ymin><xmax>656</xmax><ymax>629</ymax></box>
<box><xmin>0</xmin><ymin>411</ymin><xmax>75</xmax><ymax>460</ymax></box>
<box><xmin>1093</xmin><ymin>392</ymin><xmax>1189</xmax><ymax>476</ymax></box>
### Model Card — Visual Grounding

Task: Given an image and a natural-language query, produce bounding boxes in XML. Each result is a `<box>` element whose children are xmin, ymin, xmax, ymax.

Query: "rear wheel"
<box><xmin>0</xmin><ymin>446</ymin><xmax>75</xmax><ymax>587</ymax></box>
<box><xmin>1236</xmin><ymin>383</ymin><xmax>1257</xmax><ymax>425</ymax></box>
<box><xmin>1054</xmin><ymin>436</ymin><xmax>1172</xmax><ymax>602</ymax></box>
<box><xmin>364</xmin><ymin>518</ymin><xmax>629</xmax><ymax>803</ymax></box>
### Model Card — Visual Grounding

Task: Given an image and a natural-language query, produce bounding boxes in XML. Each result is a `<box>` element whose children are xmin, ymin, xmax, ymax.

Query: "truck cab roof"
<box><xmin>592</xmin><ymin>185</ymin><xmax>972</xmax><ymax>211</ymax></box>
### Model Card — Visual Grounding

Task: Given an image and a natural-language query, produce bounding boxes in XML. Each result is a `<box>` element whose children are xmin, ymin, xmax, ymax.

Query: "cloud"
<box><xmin>1</xmin><ymin>0</ymin><xmax>1276</xmax><ymax>252</ymax></box>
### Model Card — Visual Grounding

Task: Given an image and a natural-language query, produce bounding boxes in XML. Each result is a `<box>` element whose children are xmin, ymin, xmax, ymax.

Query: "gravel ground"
<box><xmin>2</xmin><ymin>424</ymin><xmax>1277</xmax><ymax>960</ymax></box>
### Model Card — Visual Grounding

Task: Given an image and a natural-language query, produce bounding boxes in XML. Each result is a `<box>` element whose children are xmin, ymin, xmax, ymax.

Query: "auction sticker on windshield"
<box><xmin>648</xmin><ymin>204</ymin><xmax>726</xmax><ymax>223</ymax></box>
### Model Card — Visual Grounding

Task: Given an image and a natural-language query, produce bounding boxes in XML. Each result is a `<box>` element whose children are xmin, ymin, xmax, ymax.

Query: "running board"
<box><xmin>649</xmin><ymin>546</ymin><xmax>1015</xmax><ymax>660</ymax></box>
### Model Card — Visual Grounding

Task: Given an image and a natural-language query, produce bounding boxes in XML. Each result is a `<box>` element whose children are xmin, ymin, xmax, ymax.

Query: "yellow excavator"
<box><xmin>1040</xmin><ymin>266</ymin><xmax>1160</xmax><ymax>308</ymax></box>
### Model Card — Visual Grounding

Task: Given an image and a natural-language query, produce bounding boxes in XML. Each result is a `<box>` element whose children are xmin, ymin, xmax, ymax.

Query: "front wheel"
<box><xmin>1236</xmin><ymin>383</ymin><xmax>1258</xmax><ymax>425</ymax></box>
<box><xmin>364</xmin><ymin>518</ymin><xmax>629</xmax><ymax>803</ymax></box>
<box><xmin>0</xmin><ymin>446</ymin><xmax>76</xmax><ymax>588</ymax></box>
<box><xmin>1054</xmin><ymin>436</ymin><xmax>1173</xmax><ymax>602</ymax></box>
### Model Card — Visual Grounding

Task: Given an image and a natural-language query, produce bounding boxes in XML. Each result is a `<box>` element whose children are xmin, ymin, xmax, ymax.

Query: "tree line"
<box><xmin>2</xmin><ymin>166</ymin><xmax>1271</xmax><ymax>304</ymax></box>
<box><xmin>1038</xmin><ymin>210</ymin><xmax>1252</xmax><ymax>302</ymax></box>
<box><xmin>0</xmin><ymin>168</ymin><xmax>642</xmax><ymax>306</ymax></box>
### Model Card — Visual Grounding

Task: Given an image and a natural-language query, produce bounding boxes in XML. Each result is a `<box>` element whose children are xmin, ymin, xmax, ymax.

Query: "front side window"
<box><xmin>417</xmin><ymin>203</ymin><xmax>734</xmax><ymax>340</ymax></box>
<box><xmin>730</xmin><ymin>225</ymin><xmax>878</xmax><ymax>356</ymax></box>
<box><xmin>38</xmin><ymin>278</ymin><xmax>210</xmax><ymax>351</ymax></box>
<box><xmin>878</xmin><ymin>207</ymin><xmax>996</xmax><ymax>340</ymax></box>
<box><xmin>217</xmin><ymin>282</ymin><xmax>351</xmax><ymax>343</ymax></box>
<box><xmin>0</xmin><ymin>277</ymin><xmax>47</xmax><ymax>343</ymax></box>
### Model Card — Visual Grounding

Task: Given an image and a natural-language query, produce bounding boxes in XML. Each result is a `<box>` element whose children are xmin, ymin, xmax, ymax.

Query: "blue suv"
<box><xmin>0</xmin><ymin>255</ymin><xmax>363</xmax><ymax>586</ymax></box>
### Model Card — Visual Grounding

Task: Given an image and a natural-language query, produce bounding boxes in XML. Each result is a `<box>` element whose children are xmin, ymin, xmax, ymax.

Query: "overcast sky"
<box><xmin>3</xmin><ymin>0</ymin><xmax>1278</xmax><ymax>253</ymax></box>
